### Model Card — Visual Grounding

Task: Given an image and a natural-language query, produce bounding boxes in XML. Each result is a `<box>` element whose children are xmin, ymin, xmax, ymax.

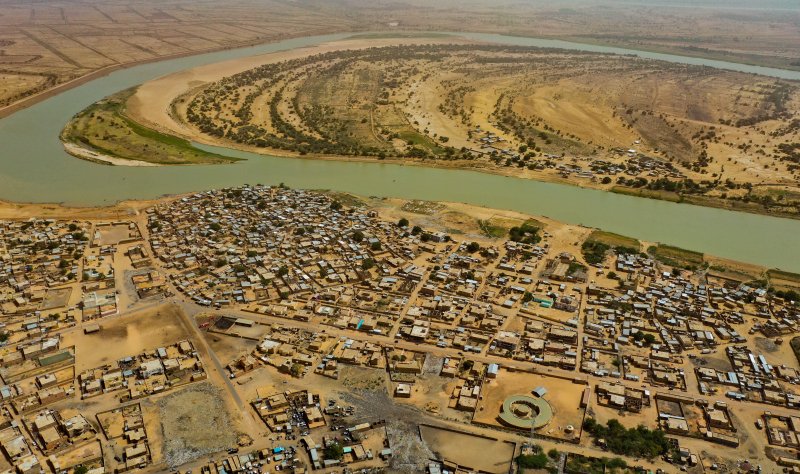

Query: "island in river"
<box><xmin>64</xmin><ymin>35</ymin><xmax>800</xmax><ymax>220</ymax></box>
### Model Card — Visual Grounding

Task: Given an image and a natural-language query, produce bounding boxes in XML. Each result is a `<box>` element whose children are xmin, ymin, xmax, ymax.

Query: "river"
<box><xmin>0</xmin><ymin>32</ymin><xmax>798</xmax><ymax>271</ymax></box>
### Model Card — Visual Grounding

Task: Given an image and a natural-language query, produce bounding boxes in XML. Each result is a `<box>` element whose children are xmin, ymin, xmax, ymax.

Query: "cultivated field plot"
<box><xmin>0</xmin><ymin>0</ymin><xmax>357</xmax><ymax>109</ymax></box>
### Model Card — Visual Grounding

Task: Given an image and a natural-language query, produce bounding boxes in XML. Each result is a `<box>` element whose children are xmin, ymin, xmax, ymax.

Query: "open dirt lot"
<box><xmin>419</xmin><ymin>424</ymin><xmax>515</xmax><ymax>473</ymax></box>
<box><xmin>474</xmin><ymin>369</ymin><xmax>586</xmax><ymax>441</ymax></box>
<box><xmin>61</xmin><ymin>303</ymin><xmax>191</xmax><ymax>371</ymax></box>
<box><xmin>158</xmin><ymin>383</ymin><xmax>240</xmax><ymax>468</ymax></box>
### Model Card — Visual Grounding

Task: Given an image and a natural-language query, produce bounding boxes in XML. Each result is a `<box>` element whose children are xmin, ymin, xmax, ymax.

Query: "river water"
<box><xmin>0</xmin><ymin>32</ymin><xmax>798</xmax><ymax>271</ymax></box>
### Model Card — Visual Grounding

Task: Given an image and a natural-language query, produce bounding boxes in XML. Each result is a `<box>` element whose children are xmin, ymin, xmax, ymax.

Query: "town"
<box><xmin>1</xmin><ymin>184</ymin><xmax>799</xmax><ymax>474</ymax></box>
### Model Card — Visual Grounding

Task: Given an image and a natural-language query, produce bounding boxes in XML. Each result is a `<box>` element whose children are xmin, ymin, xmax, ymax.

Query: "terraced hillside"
<box><xmin>65</xmin><ymin>41</ymin><xmax>800</xmax><ymax>217</ymax></box>
<box><xmin>174</xmin><ymin>44</ymin><xmax>800</xmax><ymax>217</ymax></box>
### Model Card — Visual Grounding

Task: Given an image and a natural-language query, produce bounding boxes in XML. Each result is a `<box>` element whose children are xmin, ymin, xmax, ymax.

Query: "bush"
<box><xmin>582</xmin><ymin>240</ymin><xmax>610</xmax><ymax>265</ymax></box>
<box><xmin>516</xmin><ymin>453</ymin><xmax>548</xmax><ymax>469</ymax></box>
<box><xmin>509</xmin><ymin>223</ymin><xmax>541</xmax><ymax>244</ymax></box>
<box><xmin>324</xmin><ymin>442</ymin><xmax>344</xmax><ymax>460</ymax></box>
<box><xmin>398</xmin><ymin>218</ymin><xmax>409</xmax><ymax>227</ymax></box>
<box><xmin>582</xmin><ymin>418</ymin><xmax>668</xmax><ymax>459</ymax></box>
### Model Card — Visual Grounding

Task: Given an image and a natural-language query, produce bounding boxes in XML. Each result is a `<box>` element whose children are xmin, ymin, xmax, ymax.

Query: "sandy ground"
<box><xmin>473</xmin><ymin>369</ymin><xmax>586</xmax><ymax>441</ymax></box>
<box><xmin>63</xmin><ymin>142</ymin><xmax>163</xmax><ymax>167</ymax></box>
<box><xmin>419</xmin><ymin>424</ymin><xmax>515</xmax><ymax>473</ymax></box>
<box><xmin>0</xmin><ymin>197</ymin><xmax>170</xmax><ymax>220</ymax></box>
<box><xmin>61</xmin><ymin>303</ymin><xmax>192</xmax><ymax>372</ymax></box>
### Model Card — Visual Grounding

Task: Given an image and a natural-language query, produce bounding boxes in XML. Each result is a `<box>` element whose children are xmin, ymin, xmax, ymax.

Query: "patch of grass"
<box><xmin>62</xmin><ymin>88</ymin><xmax>238</xmax><ymax>165</ymax></box>
<box><xmin>586</xmin><ymin>230</ymin><xmax>640</xmax><ymax>252</ymax></box>
<box><xmin>582</xmin><ymin>418</ymin><xmax>669</xmax><ymax>460</ymax></box>
<box><xmin>477</xmin><ymin>219</ymin><xmax>507</xmax><ymax>238</ymax></box>
<box><xmin>768</xmin><ymin>268</ymin><xmax>800</xmax><ymax>286</ymax></box>
<box><xmin>790</xmin><ymin>337</ymin><xmax>800</xmax><ymax>366</ymax></box>
<box><xmin>322</xmin><ymin>191</ymin><xmax>366</xmax><ymax>208</ymax></box>
<box><xmin>611</xmin><ymin>186</ymin><xmax>681</xmax><ymax>203</ymax></box>
<box><xmin>649</xmin><ymin>244</ymin><xmax>704</xmax><ymax>270</ymax></box>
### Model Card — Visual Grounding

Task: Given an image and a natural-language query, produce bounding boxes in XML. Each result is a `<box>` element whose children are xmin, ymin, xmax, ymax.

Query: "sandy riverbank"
<box><xmin>0</xmin><ymin>196</ymin><xmax>175</xmax><ymax>220</ymax></box>
<box><xmin>63</xmin><ymin>142</ymin><xmax>163</xmax><ymax>167</ymax></box>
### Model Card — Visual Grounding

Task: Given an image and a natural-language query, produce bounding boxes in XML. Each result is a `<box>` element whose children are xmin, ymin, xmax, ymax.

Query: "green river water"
<box><xmin>0</xmin><ymin>32</ymin><xmax>798</xmax><ymax>271</ymax></box>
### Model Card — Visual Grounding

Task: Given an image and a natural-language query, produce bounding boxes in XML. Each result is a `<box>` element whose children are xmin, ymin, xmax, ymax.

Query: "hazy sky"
<box><xmin>505</xmin><ymin>0</ymin><xmax>800</xmax><ymax>10</ymax></box>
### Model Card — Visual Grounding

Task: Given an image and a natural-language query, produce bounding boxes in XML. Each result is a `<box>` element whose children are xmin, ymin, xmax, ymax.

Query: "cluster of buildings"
<box><xmin>97</xmin><ymin>403</ymin><xmax>151</xmax><ymax>471</ymax></box>
<box><xmin>1</xmin><ymin>185</ymin><xmax>799</xmax><ymax>473</ymax></box>
<box><xmin>78</xmin><ymin>340</ymin><xmax>205</xmax><ymax>401</ymax></box>
<box><xmin>250</xmin><ymin>389</ymin><xmax>389</xmax><ymax>472</ymax></box>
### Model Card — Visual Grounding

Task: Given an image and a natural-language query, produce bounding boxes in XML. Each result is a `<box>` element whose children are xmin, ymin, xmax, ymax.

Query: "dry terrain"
<box><xmin>1</xmin><ymin>0</ymin><xmax>800</xmax><ymax>116</ymax></box>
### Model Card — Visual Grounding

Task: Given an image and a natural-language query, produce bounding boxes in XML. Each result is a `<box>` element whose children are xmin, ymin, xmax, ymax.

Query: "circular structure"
<box><xmin>498</xmin><ymin>395</ymin><xmax>553</xmax><ymax>430</ymax></box>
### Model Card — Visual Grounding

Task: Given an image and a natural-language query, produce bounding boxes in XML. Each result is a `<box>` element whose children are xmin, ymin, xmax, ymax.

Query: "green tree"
<box><xmin>324</xmin><ymin>442</ymin><xmax>344</xmax><ymax>460</ymax></box>
<box><xmin>289</xmin><ymin>363</ymin><xmax>303</xmax><ymax>377</ymax></box>
<box><xmin>466</xmin><ymin>242</ymin><xmax>480</xmax><ymax>253</ymax></box>
<box><xmin>370</xmin><ymin>241</ymin><xmax>382</xmax><ymax>251</ymax></box>
<box><xmin>397</xmin><ymin>218</ymin><xmax>409</xmax><ymax>227</ymax></box>
<box><xmin>522</xmin><ymin>292</ymin><xmax>533</xmax><ymax>303</ymax></box>
<box><xmin>516</xmin><ymin>453</ymin><xmax>548</xmax><ymax>469</ymax></box>
<box><xmin>352</xmin><ymin>230</ymin><xmax>364</xmax><ymax>242</ymax></box>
